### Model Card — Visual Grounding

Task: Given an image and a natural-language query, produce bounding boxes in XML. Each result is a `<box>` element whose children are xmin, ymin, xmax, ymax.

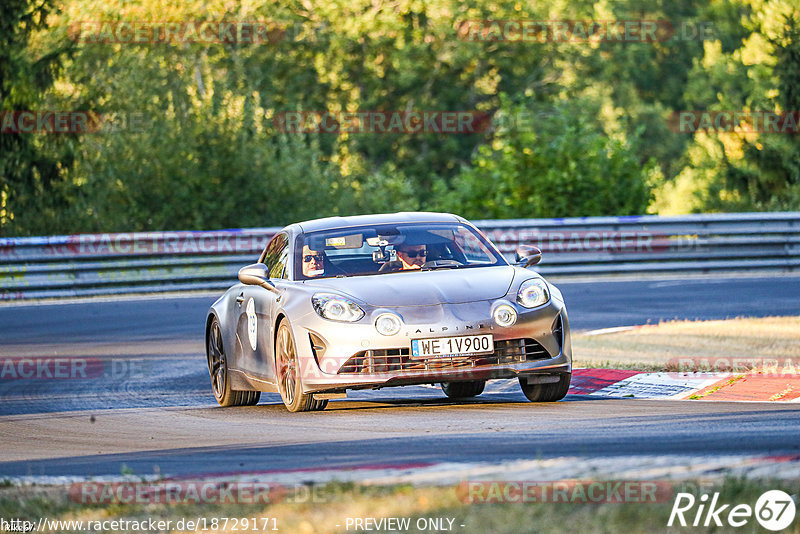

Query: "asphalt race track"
<box><xmin>1</xmin><ymin>274</ymin><xmax>799</xmax><ymax>480</ymax></box>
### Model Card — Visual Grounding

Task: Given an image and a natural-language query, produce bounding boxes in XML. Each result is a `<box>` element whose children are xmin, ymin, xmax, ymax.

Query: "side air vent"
<box><xmin>552</xmin><ymin>315</ymin><xmax>564</xmax><ymax>353</ymax></box>
<box><xmin>309</xmin><ymin>332</ymin><xmax>327</xmax><ymax>361</ymax></box>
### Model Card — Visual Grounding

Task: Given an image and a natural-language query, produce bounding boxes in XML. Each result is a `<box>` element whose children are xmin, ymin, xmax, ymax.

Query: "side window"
<box><xmin>261</xmin><ymin>233</ymin><xmax>289</xmax><ymax>279</ymax></box>
<box><xmin>453</xmin><ymin>227</ymin><xmax>493</xmax><ymax>262</ymax></box>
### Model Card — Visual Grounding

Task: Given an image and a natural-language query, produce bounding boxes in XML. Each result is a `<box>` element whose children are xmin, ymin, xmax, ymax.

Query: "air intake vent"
<box><xmin>552</xmin><ymin>315</ymin><xmax>563</xmax><ymax>353</ymax></box>
<box><xmin>338</xmin><ymin>338</ymin><xmax>550</xmax><ymax>374</ymax></box>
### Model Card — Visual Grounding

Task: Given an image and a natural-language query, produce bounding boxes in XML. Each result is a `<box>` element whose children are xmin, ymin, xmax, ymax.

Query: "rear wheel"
<box><xmin>519</xmin><ymin>373</ymin><xmax>571</xmax><ymax>402</ymax></box>
<box><xmin>275</xmin><ymin>320</ymin><xmax>327</xmax><ymax>412</ymax></box>
<box><xmin>441</xmin><ymin>380</ymin><xmax>486</xmax><ymax>398</ymax></box>
<box><xmin>207</xmin><ymin>317</ymin><xmax>261</xmax><ymax>407</ymax></box>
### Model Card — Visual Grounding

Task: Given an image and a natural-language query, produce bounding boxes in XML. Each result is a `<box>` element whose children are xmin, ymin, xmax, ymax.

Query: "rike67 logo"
<box><xmin>668</xmin><ymin>490</ymin><xmax>796</xmax><ymax>531</ymax></box>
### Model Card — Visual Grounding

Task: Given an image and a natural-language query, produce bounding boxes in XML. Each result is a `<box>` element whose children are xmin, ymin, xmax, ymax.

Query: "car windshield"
<box><xmin>296</xmin><ymin>222</ymin><xmax>506</xmax><ymax>280</ymax></box>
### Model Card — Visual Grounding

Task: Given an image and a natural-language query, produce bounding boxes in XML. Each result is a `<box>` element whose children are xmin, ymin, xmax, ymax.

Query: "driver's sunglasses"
<box><xmin>303</xmin><ymin>254</ymin><xmax>323</xmax><ymax>263</ymax></box>
<box><xmin>401</xmin><ymin>249</ymin><xmax>427</xmax><ymax>258</ymax></box>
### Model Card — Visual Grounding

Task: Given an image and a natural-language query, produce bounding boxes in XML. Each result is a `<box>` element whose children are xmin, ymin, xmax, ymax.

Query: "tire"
<box><xmin>275</xmin><ymin>319</ymin><xmax>327</xmax><ymax>412</ymax></box>
<box><xmin>207</xmin><ymin>317</ymin><xmax>261</xmax><ymax>407</ymax></box>
<box><xmin>519</xmin><ymin>373</ymin><xmax>571</xmax><ymax>402</ymax></box>
<box><xmin>441</xmin><ymin>380</ymin><xmax>486</xmax><ymax>398</ymax></box>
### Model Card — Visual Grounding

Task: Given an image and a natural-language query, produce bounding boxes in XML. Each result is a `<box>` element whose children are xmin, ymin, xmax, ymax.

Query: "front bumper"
<box><xmin>292</xmin><ymin>298</ymin><xmax>572</xmax><ymax>393</ymax></box>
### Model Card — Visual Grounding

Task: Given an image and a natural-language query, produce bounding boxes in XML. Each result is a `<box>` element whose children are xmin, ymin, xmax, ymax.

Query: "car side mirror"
<box><xmin>515</xmin><ymin>245</ymin><xmax>542</xmax><ymax>267</ymax></box>
<box><xmin>238</xmin><ymin>264</ymin><xmax>280</xmax><ymax>294</ymax></box>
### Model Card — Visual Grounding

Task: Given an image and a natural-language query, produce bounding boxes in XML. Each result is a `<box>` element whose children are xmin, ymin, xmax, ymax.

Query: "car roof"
<box><xmin>292</xmin><ymin>212</ymin><xmax>466</xmax><ymax>233</ymax></box>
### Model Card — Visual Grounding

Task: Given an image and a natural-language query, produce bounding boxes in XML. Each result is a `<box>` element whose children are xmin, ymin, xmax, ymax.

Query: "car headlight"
<box><xmin>312</xmin><ymin>293</ymin><xmax>365</xmax><ymax>322</ymax></box>
<box><xmin>375</xmin><ymin>313</ymin><xmax>402</xmax><ymax>336</ymax></box>
<box><xmin>493</xmin><ymin>304</ymin><xmax>518</xmax><ymax>327</ymax></box>
<box><xmin>517</xmin><ymin>278</ymin><xmax>550</xmax><ymax>308</ymax></box>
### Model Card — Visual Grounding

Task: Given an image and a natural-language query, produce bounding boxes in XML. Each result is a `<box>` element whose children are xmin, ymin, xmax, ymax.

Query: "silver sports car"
<box><xmin>206</xmin><ymin>212</ymin><xmax>571</xmax><ymax>412</ymax></box>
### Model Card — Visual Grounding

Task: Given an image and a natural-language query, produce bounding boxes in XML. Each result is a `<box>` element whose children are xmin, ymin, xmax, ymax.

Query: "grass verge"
<box><xmin>572</xmin><ymin>316</ymin><xmax>800</xmax><ymax>370</ymax></box>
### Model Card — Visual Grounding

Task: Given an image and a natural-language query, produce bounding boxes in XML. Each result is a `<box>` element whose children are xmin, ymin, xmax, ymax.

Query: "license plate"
<box><xmin>410</xmin><ymin>334</ymin><xmax>494</xmax><ymax>359</ymax></box>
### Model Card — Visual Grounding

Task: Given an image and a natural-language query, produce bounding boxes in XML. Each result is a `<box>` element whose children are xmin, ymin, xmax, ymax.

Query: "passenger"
<box><xmin>302</xmin><ymin>245</ymin><xmax>325</xmax><ymax>277</ymax></box>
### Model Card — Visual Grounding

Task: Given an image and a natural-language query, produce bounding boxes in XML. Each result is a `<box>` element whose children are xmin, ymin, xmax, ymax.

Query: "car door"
<box><xmin>234</xmin><ymin>233</ymin><xmax>289</xmax><ymax>382</ymax></box>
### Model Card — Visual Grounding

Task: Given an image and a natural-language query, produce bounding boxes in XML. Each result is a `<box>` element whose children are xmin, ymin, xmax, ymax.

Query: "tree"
<box><xmin>0</xmin><ymin>0</ymin><xmax>77</xmax><ymax>236</ymax></box>
<box><xmin>660</xmin><ymin>0</ymin><xmax>800</xmax><ymax>212</ymax></box>
<box><xmin>438</xmin><ymin>97</ymin><xmax>654</xmax><ymax>219</ymax></box>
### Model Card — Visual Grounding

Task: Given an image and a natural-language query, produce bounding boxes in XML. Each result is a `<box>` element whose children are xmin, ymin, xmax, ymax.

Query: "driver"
<box><xmin>395</xmin><ymin>243</ymin><xmax>427</xmax><ymax>270</ymax></box>
<box><xmin>302</xmin><ymin>245</ymin><xmax>325</xmax><ymax>277</ymax></box>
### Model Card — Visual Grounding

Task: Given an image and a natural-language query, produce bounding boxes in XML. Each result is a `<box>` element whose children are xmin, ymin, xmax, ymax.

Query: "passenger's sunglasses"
<box><xmin>303</xmin><ymin>254</ymin><xmax>323</xmax><ymax>262</ymax></box>
<box><xmin>400</xmin><ymin>249</ymin><xmax>427</xmax><ymax>258</ymax></box>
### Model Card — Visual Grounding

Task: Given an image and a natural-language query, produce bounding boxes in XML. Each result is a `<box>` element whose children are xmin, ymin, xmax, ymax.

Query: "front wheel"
<box><xmin>207</xmin><ymin>317</ymin><xmax>260</xmax><ymax>407</ymax></box>
<box><xmin>275</xmin><ymin>320</ymin><xmax>327</xmax><ymax>412</ymax></box>
<box><xmin>441</xmin><ymin>380</ymin><xmax>486</xmax><ymax>398</ymax></box>
<box><xmin>519</xmin><ymin>373</ymin><xmax>571</xmax><ymax>402</ymax></box>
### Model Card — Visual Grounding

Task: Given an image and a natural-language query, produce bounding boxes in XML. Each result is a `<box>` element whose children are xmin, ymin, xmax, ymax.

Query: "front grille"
<box><xmin>337</xmin><ymin>338</ymin><xmax>550</xmax><ymax>374</ymax></box>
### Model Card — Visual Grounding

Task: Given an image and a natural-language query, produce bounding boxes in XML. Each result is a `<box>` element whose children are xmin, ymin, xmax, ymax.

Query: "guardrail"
<box><xmin>1</xmin><ymin>212</ymin><xmax>798</xmax><ymax>300</ymax></box>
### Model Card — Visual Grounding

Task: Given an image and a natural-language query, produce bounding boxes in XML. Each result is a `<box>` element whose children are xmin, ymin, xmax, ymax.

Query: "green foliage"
<box><xmin>0</xmin><ymin>0</ymin><xmax>79</xmax><ymax>236</ymax></box>
<box><xmin>669</xmin><ymin>0</ymin><xmax>800</xmax><ymax>212</ymax></box>
<box><xmin>439</xmin><ymin>98</ymin><xmax>654</xmax><ymax>219</ymax></box>
<box><xmin>2</xmin><ymin>0</ymin><xmax>798</xmax><ymax>236</ymax></box>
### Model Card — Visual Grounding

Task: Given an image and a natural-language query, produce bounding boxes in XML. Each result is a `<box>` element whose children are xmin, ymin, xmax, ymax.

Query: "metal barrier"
<box><xmin>1</xmin><ymin>212</ymin><xmax>798</xmax><ymax>300</ymax></box>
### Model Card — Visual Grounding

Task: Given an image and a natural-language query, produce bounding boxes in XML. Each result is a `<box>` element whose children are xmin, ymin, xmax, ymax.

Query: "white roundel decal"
<box><xmin>246</xmin><ymin>298</ymin><xmax>257</xmax><ymax>351</ymax></box>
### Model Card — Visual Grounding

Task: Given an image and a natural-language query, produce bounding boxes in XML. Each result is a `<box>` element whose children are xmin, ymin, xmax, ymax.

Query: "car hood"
<box><xmin>303</xmin><ymin>265</ymin><xmax>516</xmax><ymax>307</ymax></box>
